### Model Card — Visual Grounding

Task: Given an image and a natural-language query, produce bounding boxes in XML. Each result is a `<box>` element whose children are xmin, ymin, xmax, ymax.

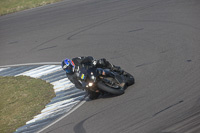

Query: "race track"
<box><xmin>1</xmin><ymin>0</ymin><xmax>200</xmax><ymax>133</ymax></box>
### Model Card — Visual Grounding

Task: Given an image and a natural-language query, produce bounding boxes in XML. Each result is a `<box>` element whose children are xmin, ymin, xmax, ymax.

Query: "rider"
<box><xmin>61</xmin><ymin>56</ymin><xmax>122</xmax><ymax>90</ymax></box>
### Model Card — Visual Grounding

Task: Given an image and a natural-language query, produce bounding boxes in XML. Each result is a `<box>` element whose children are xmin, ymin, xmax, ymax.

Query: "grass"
<box><xmin>0</xmin><ymin>0</ymin><xmax>61</xmax><ymax>16</ymax></box>
<box><xmin>0</xmin><ymin>76</ymin><xmax>55</xmax><ymax>133</ymax></box>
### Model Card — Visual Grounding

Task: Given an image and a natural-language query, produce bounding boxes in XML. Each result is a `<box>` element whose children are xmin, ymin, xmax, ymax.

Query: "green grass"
<box><xmin>0</xmin><ymin>0</ymin><xmax>61</xmax><ymax>16</ymax></box>
<box><xmin>0</xmin><ymin>76</ymin><xmax>55</xmax><ymax>133</ymax></box>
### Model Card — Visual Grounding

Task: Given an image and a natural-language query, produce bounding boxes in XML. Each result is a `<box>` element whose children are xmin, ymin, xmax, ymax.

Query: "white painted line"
<box><xmin>25</xmin><ymin>88</ymin><xmax>83</xmax><ymax>125</ymax></box>
<box><xmin>29</xmin><ymin>66</ymin><xmax>62</xmax><ymax>78</ymax></box>
<box><xmin>0</xmin><ymin>62</ymin><xmax>60</xmax><ymax>68</ymax></box>
<box><xmin>53</xmin><ymin>82</ymin><xmax>73</xmax><ymax>89</ymax></box>
<box><xmin>16</xmin><ymin>65</ymin><xmax>50</xmax><ymax>76</ymax></box>
<box><xmin>27</xmin><ymin>107</ymin><xmax>71</xmax><ymax>125</ymax></box>
<box><xmin>41</xmin><ymin>104</ymin><xmax>78</xmax><ymax>117</ymax></box>
<box><xmin>54</xmin><ymin>84</ymin><xmax>74</xmax><ymax>93</ymax></box>
<box><xmin>0</xmin><ymin>67</ymin><xmax>10</xmax><ymax>72</ymax></box>
<box><xmin>42</xmin><ymin>100</ymin><xmax>75</xmax><ymax>114</ymax></box>
<box><xmin>17</xmin><ymin>65</ymin><xmax>56</xmax><ymax>77</ymax></box>
<box><xmin>53</xmin><ymin>80</ymin><xmax>72</xmax><ymax>87</ymax></box>
<box><xmin>53</xmin><ymin>86</ymin><xmax>75</xmax><ymax>93</ymax></box>
<box><xmin>37</xmin><ymin>98</ymin><xmax>87</xmax><ymax>133</ymax></box>
<box><xmin>51</xmin><ymin>78</ymin><xmax>70</xmax><ymax>85</ymax></box>
<box><xmin>47</xmin><ymin>96</ymin><xmax>78</xmax><ymax>107</ymax></box>
<box><xmin>41</xmin><ymin>105</ymin><xmax>73</xmax><ymax>117</ymax></box>
<box><xmin>33</xmin><ymin>101</ymin><xmax>79</xmax><ymax>120</ymax></box>
<box><xmin>44</xmin><ymin>98</ymin><xmax>79</xmax><ymax>110</ymax></box>
<box><xmin>46</xmin><ymin>75</ymin><xmax>67</xmax><ymax>82</ymax></box>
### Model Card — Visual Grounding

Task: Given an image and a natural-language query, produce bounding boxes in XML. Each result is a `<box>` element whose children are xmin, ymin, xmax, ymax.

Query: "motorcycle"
<box><xmin>78</xmin><ymin>66</ymin><xmax>135</xmax><ymax>100</ymax></box>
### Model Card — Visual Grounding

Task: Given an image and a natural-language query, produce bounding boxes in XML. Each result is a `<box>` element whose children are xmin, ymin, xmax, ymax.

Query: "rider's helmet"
<box><xmin>61</xmin><ymin>58</ymin><xmax>75</xmax><ymax>74</ymax></box>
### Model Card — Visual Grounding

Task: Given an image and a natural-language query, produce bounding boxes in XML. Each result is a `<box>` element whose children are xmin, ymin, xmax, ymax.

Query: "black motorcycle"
<box><xmin>78</xmin><ymin>66</ymin><xmax>135</xmax><ymax>100</ymax></box>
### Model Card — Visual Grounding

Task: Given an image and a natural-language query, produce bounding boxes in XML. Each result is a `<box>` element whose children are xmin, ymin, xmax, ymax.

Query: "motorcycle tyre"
<box><xmin>97</xmin><ymin>81</ymin><xmax>124</xmax><ymax>95</ymax></box>
<box><xmin>124</xmin><ymin>72</ymin><xmax>135</xmax><ymax>86</ymax></box>
<box><xmin>88</xmin><ymin>90</ymin><xmax>100</xmax><ymax>100</ymax></box>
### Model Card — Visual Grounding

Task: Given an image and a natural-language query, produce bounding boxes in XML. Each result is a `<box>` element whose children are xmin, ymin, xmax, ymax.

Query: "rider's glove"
<box><xmin>112</xmin><ymin>66</ymin><xmax>124</xmax><ymax>74</ymax></box>
<box><xmin>92</xmin><ymin>60</ymin><xmax>97</xmax><ymax>66</ymax></box>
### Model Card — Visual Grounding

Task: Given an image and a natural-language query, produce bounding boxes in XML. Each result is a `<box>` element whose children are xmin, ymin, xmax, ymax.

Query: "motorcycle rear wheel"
<box><xmin>124</xmin><ymin>72</ymin><xmax>135</xmax><ymax>86</ymax></box>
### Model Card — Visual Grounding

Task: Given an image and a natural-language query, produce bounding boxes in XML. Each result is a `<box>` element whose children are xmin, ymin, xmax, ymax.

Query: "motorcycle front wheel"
<box><xmin>97</xmin><ymin>81</ymin><xmax>124</xmax><ymax>95</ymax></box>
<box><xmin>88</xmin><ymin>90</ymin><xmax>100</xmax><ymax>100</ymax></box>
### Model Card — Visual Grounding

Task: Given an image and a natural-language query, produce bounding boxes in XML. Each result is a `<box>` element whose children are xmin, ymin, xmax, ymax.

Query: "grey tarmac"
<box><xmin>0</xmin><ymin>0</ymin><xmax>200</xmax><ymax>133</ymax></box>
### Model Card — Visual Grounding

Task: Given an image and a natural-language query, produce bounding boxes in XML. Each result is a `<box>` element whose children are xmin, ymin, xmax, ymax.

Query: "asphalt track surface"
<box><xmin>0</xmin><ymin>0</ymin><xmax>200</xmax><ymax>133</ymax></box>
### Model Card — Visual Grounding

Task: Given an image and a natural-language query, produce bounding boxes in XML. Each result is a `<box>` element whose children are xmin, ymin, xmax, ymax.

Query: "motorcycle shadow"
<box><xmin>100</xmin><ymin>93</ymin><xmax>119</xmax><ymax>99</ymax></box>
<box><xmin>87</xmin><ymin>93</ymin><xmax>122</xmax><ymax>101</ymax></box>
<box><xmin>86</xmin><ymin>85</ymin><xmax>130</xmax><ymax>101</ymax></box>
